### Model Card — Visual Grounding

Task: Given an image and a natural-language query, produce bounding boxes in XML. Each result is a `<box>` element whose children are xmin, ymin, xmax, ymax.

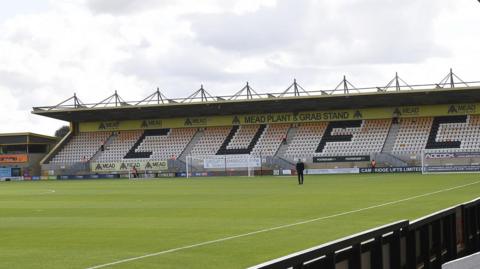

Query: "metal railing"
<box><xmin>248</xmin><ymin>198</ymin><xmax>480</xmax><ymax>269</ymax></box>
<box><xmin>31</xmin><ymin>73</ymin><xmax>480</xmax><ymax>112</ymax></box>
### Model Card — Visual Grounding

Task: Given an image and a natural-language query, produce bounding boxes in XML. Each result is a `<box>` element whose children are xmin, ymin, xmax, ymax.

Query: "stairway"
<box><xmin>89</xmin><ymin>132</ymin><xmax>117</xmax><ymax>162</ymax></box>
<box><xmin>178</xmin><ymin>129</ymin><xmax>204</xmax><ymax>161</ymax></box>
<box><xmin>274</xmin><ymin>125</ymin><xmax>298</xmax><ymax>158</ymax></box>
<box><xmin>373</xmin><ymin>152</ymin><xmax>408</xmax><ymax>167</ymax></box>
<box><xmin>382</xmin><ymin>120</ymin><xmax>400</xmax><ymax>153</ymax></box>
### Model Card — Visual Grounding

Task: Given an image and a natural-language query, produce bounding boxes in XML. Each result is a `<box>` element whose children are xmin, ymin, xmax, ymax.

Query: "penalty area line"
<box><xmin>37</xmin><ymin>189</ymin><xmax>56</xmax><ymax>195</ymax></box>
<box><xmin>85</xmin><ymin>179</ymin><xmax>480</xmax><ymax>269</ymax></box>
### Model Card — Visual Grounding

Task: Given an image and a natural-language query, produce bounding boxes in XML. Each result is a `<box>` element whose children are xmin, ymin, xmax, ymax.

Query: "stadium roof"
<box><xmin>32</xmin><ymin>71</ymin><xmax>480</xmax><ymax>122</ymax></box>
<box><xmin>0</xmin><ymin>133</ymin><xmax>58</xmax><ymax>145</ymax></box>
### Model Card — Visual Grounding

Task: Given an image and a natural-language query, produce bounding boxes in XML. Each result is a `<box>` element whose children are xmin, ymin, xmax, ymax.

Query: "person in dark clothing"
<box><xmin>371</xmin><ymin>159</ymin><xmax>376</xmax><ymax>173</ymax></box>
<box><xmin>132</xmin><ymin>166</ymin><xmax>138</xmax><ymax>178</ymax></box>
<box><xmin>296</xmin><ymin>159</ymin><xmax>305</xmax><ymax>185</ymax></box>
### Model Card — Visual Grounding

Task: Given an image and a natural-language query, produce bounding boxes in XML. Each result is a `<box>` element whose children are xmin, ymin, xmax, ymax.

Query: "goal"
<box><xmin>421</xmin><ymin>148</ymin><xmax>480</xmax><ymax>174</ymax></box>
<box><xmin>185</xmin><ymin>155</ymin><xmax>261</xmax><ymax>178</ymax></box>
<box><xmin>185</xmin><ymin>155</ymin><xmax>260</xmax><ymax>178</ymax></box>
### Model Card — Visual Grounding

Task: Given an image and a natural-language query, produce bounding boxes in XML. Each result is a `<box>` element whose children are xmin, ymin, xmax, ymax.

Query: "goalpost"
<box><xmin>185</xmin><ymin>155</ymin><xmax>260</xmax><ymax>178</ymax></box>
<box><xmin>421</xmin><ymin>148</ymin><xmax>480</xmax><ymax>174</ymax></box>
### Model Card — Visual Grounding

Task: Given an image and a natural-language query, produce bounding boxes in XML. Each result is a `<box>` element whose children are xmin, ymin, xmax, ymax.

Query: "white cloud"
<box><xmin>0</xmin><ymin>0</ymin><xmax>479</xmax><ymax>136</ymax></box>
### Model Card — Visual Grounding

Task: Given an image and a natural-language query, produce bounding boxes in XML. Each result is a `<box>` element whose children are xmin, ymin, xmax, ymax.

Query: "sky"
<box><xmin>0</xmin><ymin>0</ymin><xmax>479</xmax><ymax>136</ymax></box>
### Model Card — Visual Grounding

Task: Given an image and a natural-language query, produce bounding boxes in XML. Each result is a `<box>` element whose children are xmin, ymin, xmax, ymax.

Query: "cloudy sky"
<box><xmin>0</xmin><ymin>0</ymin><xmax>479</xmax><ymax>136</ymax></box>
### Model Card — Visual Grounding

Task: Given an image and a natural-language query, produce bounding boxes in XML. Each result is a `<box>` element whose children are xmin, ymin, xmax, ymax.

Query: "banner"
<box><xmin>424</xmin><ymin>165</ymin><xmax>480</xmax><ymax>173</ymax></box>
<box><xmin>313</xmin><ymin>156</ymin><xmax>370</xmax><ymax>163</ymax></box>
<box><xmin>359</xmin><ymin>166</ymin><xmax>422</xmax><ymax>173</ymax></box>
<box><xmin>0</xmin><ymin>168</ymin><xmax>11</xmax><ymax>178</ymax></box>
<box><xmin>0</xmin><ymin>154</ymin><xmax>28</xmax><ymax>163</ymax></box>
<box><xmin>57</xmin><ymin>174</ymin><xmax>122</xmax><ymax>180</ymax></box>
<box><xmin>425</xmin><ymin>152</ymin><xmax>480</xmax><ymax>159</ymax></box>
<box><xmin>90</xmin><ymin>160</ymin><xmax>168</xmax><ymax>172</ymax></box>
<box><xmin>203</xmin><ymin>157</ymin><xmax>261</xmax><ymax>169</ymax></box>
<box><xmin>79</xmin><ymin>102</ymin><xmax>480</xmax><ymax>132</ymax></box>
<box><xmin>305</xmin><ymin>168</ymin><xmax>360</xmax><ymax>175</ymax></box>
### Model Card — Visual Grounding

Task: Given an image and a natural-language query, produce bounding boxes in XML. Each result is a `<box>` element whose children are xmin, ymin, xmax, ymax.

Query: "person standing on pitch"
<box><xmin>370</xmin><ymin>159</ymin><xmax>376</xmax><ymax>173</ymax></box>
<box><xmin>296</xmin><ymin>159</ymin><xmax>305</xmax><ymax>185</ymax></box>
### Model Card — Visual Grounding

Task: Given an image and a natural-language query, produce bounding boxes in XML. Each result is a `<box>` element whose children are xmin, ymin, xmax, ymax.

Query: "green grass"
<box><xmin>1</xmin><ymin>173</ymin><xmax>480</xmax><ymax>269</ymax></box>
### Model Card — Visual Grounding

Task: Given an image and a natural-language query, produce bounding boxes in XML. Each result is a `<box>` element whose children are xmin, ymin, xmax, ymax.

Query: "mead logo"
<box><xmin>425</xmin><ymin>153</ymin><xmax>455</xmax><ymax>159</ymax></box>
<box><xmin>353</xmin><ymin>110</ymin><xmax>363</xmax><ymax>119</ymax></box>
<box><xmin>98</xmin><ymin>121</ymin><xmax>120</xmax><ymax>130</ymax></box>
<box><xmin>153</xmin><ymin>161</ymin><xmax>167</xmax><ymax>168</ymax></box>
<box><xmin>141</xmin><ymin>119</ymin><xmax>162</xmax><ymax>129</ymax></box>
<box><xmin>120</xmin><ymin>162</ymin><xmax>139</xmax><ymax>170</ymax></box>
<box><xmin>95</xmin><ymin>163</ymin><xmax>116</xmax><ymax>170</ymax></box>
<box><xmin>448</xmin><ymin>104</ymin><xmax>476</xmax><ymax>114</ymax></box>
<box><xmin>394</xmin><ymin>107</ymin><xmax>419</xmax><ymax>116</ymax></box>
<box><xmin>185</xmin><ymin>117</ymin><xmax>207</xmax><ymax>126</ymax></box>
<box><xmin>232</xmin><ymin>116</ymin><xmax>240</xmax><ymax>125</ymax></box>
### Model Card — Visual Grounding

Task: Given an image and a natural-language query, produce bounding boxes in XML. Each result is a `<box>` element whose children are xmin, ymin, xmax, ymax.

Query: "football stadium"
<box><xmin>1</xmin><ymin>70</ymin><xmax>480</xmax><ymax>269</ymax></box>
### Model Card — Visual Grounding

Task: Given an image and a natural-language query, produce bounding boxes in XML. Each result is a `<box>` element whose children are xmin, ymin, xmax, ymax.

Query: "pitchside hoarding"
<box><xmin>359</xmin><ymin>167</ymin><xmax>422</xmax><ymax>173</ymax></box>
<box><xmin>0</xmin><ymin>167</ymin><xmax>11</xmax><ymax>177</ymax></box>
<box><xmin>0</xmin><ymin>154</ymin><xmax>28</xmax><ymax>163</ymax></box>
<box><xmin>90</xmin><ymin>160</ymin><xmax>168</xmax><ymax>173</ymax></box>
<box><xmin>313</xmin><ymin>156</ymin><xmax>370</xmax><ymax>163</ymax></box>
<box><xmin>424</xmin><ymin>165</ymin><xmax>480</xmax><ymax>173</ymax></box>
<box><xmin>424</xmin><ymin>152</ymin><xmax>480</xmax><ymax>159</ymax></box>
<box><xmin>306</xmin><ymin>168</ymin><xmax>360</xmax><ymax>174</ymax></box>
<box><xmin>203</xmin><ymin>157</ymin><xmax>261</xmax><ymax>169</ymax></box>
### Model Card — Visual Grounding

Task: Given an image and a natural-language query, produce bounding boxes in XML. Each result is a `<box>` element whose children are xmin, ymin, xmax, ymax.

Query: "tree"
<box><xmin>54</xmin><ymin>125</ymin><xmax>70</xmax><ymax>138</ymax></box>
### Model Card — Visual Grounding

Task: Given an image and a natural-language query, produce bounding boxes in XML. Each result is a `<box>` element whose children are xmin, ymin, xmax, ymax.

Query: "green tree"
<box><xmin>54</xmin><ymin>125</ymin><xmax>70</xmax><ymax>138</ymax></box>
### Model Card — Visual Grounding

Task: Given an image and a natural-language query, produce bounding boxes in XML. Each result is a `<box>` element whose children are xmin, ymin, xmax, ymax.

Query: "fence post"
<box><xmin>406</xmin><ymin>229</ymin><xmax>417</xmax><ymax>269</ymax></box>
<box><xmin>444</xmin><ymin>214</ymin><xmax>457</xmax><ymax>261</ymax></box>
<box><xmin>349</xmin><ymin>243</ymin><xmax>361</xmax><ymax>269</ymax></box>
<box><xmin>186</xmin><ymin>156</ymin><xmax>189</xmax><ymax>178</ymax></box>
<box><xmin>224</xmin><ymin>155</ymin><xmax>227</xmax><ymax>176</ymax></box>
<box><xmin>432</xmin><ymin>219</ymin><xmax>442</xmax><ymax>267</ymax></box>
<box><xmin>371</xmin><ymin>236</ymin><xmax>383</xmax><ymax>269</ymax></box>
<box><xmin>420</xmin><ymin>225</ymin><xmax>430</xmax><ymax>269</ymax></box>
<box><xmin>324</xmin><ymin>252</ymin><xmax>335</xmax><ymax>269</ymax></box>
<box><xmin>390</xmin><ymin>229</ymin><xmax>401</xmax><ymax>269</ymax></box>
<box><xmin>474</xmin><ymin>204</ymin><xmax>480</xmax><ymax>252</ymax></box>
<box><xmin>462</xmin><ymin>204</ymin><xmax>480</xmax><ymax>255</ymax></box>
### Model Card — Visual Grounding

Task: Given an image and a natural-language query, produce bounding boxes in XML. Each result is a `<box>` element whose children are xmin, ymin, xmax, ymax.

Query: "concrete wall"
<box><xmin>442</xmin><ymin>252</ymin><xmax>480</xmax><ymax>269</ymax></box>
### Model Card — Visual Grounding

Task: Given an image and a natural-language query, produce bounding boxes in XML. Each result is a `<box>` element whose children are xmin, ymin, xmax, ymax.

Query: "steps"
<box><xmin>271</xmin><ymin>156</ymin><xmax>295</xmax><ymax>170</ymax></box>
<box><xmin>275</xmin><ymin>125</ymin><xmax>298</xmax><ymax>159</ymax></box>
<box><xmin>377</xmin><ymin>120</ymin><xmax>409</xmax><ymax>166</ymax></box>
<box><xmin>178</xmin><ymin>129</ymin><xmax>204</xmax><ymax>161</ymax></box>
<box><xmin>89</xmin><ymin>132</ymin><xmax>117</xmax><ymax>162</ymax></box>
<box><xmin>382</xmin><ymin>120</ymin><xmax>400</xmax><ymax>153</ymax></box>
<box><xmin>373</xmin><ymin>152</ymin><xmax>408</xmax><ymax>167</ymax></box>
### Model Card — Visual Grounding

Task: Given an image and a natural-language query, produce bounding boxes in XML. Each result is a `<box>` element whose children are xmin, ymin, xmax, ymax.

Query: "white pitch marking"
<box><xmin>85</xmin><ymin>180</ymin><xmax>480</xmax><ymax>269</ymax></box>
<box><xmin>39</xmin><ymin>189</ymin><xmax>56</xmax><ymax>195</ymax></box>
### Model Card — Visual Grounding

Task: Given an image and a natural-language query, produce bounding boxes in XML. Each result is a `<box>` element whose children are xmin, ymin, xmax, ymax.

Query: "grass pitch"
<box><xmin>1</xmin><ymin>173</ymin><xmax>480</xmax><ymax>269</ymax></box>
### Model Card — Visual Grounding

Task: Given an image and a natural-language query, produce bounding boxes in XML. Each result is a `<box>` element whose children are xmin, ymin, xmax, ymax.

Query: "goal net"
<box><xmin>185</xmin><ymin>155</ymin><xmax>261</xmax><ymax>178</ymax></box>
<box><xmin>421</xmin><ymin>148</ymin><xmax>480</xmax><ymax>174</ymax></box>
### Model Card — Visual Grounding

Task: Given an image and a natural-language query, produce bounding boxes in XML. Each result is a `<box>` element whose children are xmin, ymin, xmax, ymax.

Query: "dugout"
<box><xmin>0</xmin><ymin>133</ymin><xmax>58</xmax><ymax>180</ymax></box>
